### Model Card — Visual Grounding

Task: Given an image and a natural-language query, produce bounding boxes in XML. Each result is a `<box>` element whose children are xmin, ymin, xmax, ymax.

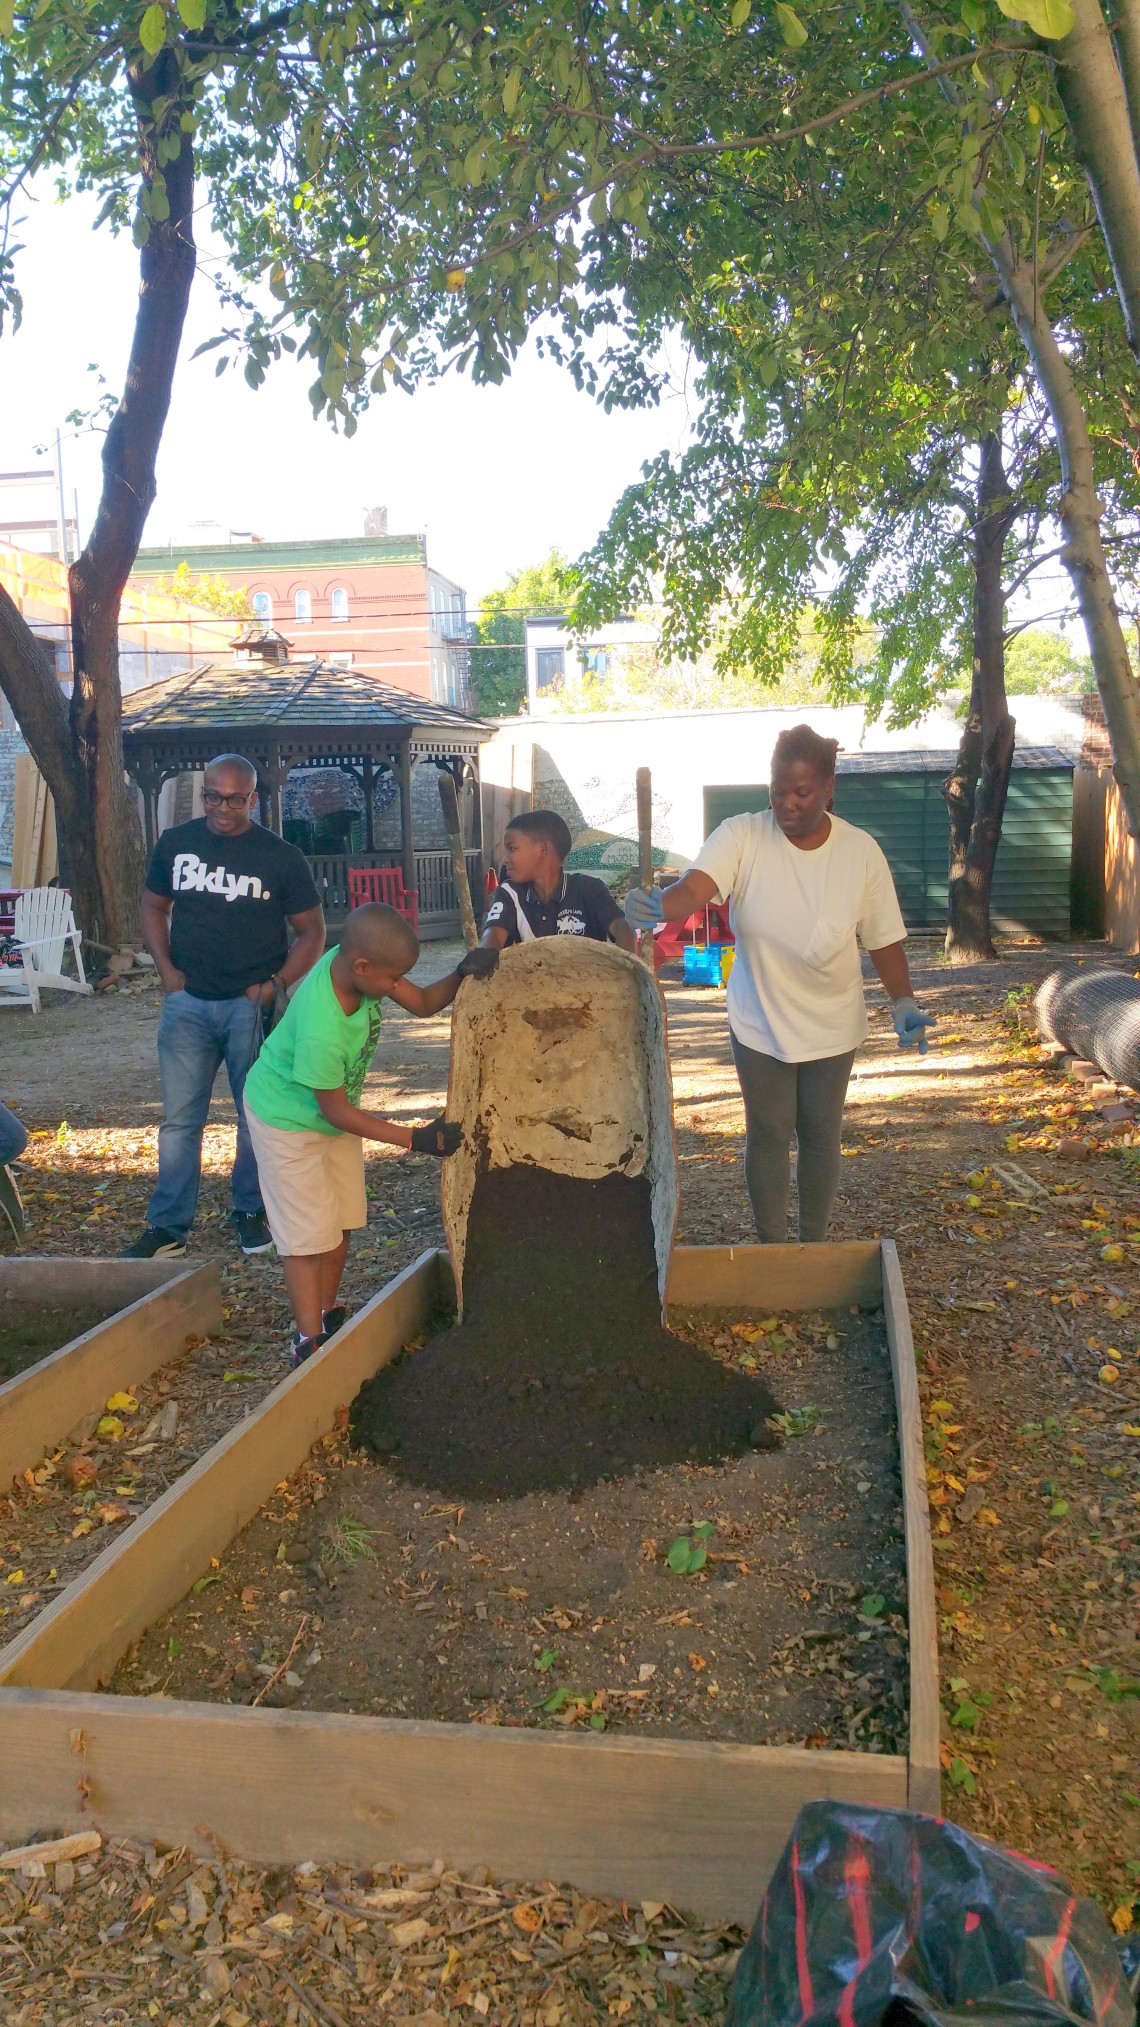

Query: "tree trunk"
<box><xmin>985</xmin><ymin>239</ymin><xmax>1140</xmax><ymax>836</ymax></box>
<box><xmin>944</xmin><ymin>434</ymin><xmax>1017</xmax><ymax>962</ymax></box>
<box><xmin>1112</xmin><ymin>0</ymin><xmax>1140</xmax><ymax>160</ymax></box>
<box><xmin>1051</xmin><ymin>0</ymin><xmax>1140</xmax><ymax>370</ymax></box>
<box><xmin>0</xmin><ymin>48</ymin><xmax>196</xmax><ymax>943</ymax></box>
<box><xmin>67</xmin><ymin>48</ymin><xmax>197</xmax><ymax>944</ymax></box>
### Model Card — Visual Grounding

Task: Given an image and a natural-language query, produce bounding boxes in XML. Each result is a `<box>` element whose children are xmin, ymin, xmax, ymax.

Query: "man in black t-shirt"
<box><xmin>480</xmin><ymin>811</ymin><xmax>637</xmax><ymax>954</ymax></box>
<box><xmin>122</xmin><ymin>753</ymin><xmax>325</xmax><ymax>1260</ymax></box>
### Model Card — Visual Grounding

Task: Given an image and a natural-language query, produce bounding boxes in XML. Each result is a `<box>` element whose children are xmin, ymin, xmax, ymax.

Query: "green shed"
<box><xmin>702</xmin><ymin>746</ymin><xmax>1075</xmax><ymax>936</ymax></box>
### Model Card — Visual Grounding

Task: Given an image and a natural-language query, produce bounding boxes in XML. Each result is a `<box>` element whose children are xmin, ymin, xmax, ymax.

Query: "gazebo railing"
<box><xmin>309</xmin><ymin>850</ymin><xmax>484</xmax><ymax>932</ymax></box>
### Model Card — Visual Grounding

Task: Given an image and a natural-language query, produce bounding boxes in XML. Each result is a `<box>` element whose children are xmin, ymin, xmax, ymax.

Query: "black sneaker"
<box><xmin>0</xmin><ymin>1164</ymin><xmax>24</xmax><ymax>1239</ymax></box>
<box><xmin>120</xmin><ymin>1226</ymin><xmax>187</xmax><ymax>1259</ymax></box>
<box><xmin>234</xmin><ymin>1211</ymin><xmax>273</xmax><ymax>1256</ymax></box>
<box><xmin>322</xmin><ymin>1305</ymin><xmax>349</xmax><ymax>1338</ymax></box>
<box><xmin>291</xmin><ymin>1330</ymin><xmax>327</xmax><ymax>1370</ymax></box>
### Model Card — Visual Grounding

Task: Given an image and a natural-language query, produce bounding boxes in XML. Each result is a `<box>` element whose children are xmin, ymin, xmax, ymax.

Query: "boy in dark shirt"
<box><xmin>481</xmin><ymin>811</ymin><xmax>637</xmax><ymax>953</ymax></box>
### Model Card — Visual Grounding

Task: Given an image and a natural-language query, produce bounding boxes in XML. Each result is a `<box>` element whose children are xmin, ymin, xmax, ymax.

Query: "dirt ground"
<box><xmin>1</xmin><ymin>934</ymin><xmax>1140</xmax><ymax>2023</ymax></box>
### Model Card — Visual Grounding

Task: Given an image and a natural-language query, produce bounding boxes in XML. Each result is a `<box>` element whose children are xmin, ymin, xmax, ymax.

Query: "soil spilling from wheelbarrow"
<box><xmin>0</xmin><ymin>1299</ymin><xmax>117</xmax><ymax>1383</ymax></box>
<box><xmin>350</xmin><ymin>1165</ymin><xmax>781</xmax><ymax>1497</ymax></box>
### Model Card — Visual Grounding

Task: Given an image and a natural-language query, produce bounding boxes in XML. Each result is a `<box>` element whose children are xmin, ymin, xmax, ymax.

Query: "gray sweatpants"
<box><xmin>729</xmin><ymin>1032</ymin><xmax>856</xmax><ymax>1243</ymax></box>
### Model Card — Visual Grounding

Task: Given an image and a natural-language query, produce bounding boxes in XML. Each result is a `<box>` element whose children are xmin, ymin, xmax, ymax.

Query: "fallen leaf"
<box><xmin>105</xmin><ymin>1392</ymin><xmax>137</xmax><ymax>1413</ymax></box>
<box><xmin>96</xmin><ymin>1416</ymin><xmax>125</xmax><ymax>1442</ymax></box>
<box><xmin>513</xmin><ymin>1904</ymin><xmax>543</xmax><ymax>1933</ymax></box>
<box><xmin>391</xmin><ymin>1917</ymin><xmax>432</xmax><ymax>1948</ymax></box>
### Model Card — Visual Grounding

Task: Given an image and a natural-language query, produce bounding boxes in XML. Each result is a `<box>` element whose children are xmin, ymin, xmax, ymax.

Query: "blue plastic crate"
<box><xmin>683</xmin><ymin>942</ymin><xmax>725</xmax><ymax>986</ymax></box>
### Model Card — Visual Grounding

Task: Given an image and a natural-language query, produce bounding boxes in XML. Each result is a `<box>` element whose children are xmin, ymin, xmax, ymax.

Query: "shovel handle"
<box><xmin>438</xmin><ymin>770</ymin><xmax>479</xmax><ymax>950</ymax></box>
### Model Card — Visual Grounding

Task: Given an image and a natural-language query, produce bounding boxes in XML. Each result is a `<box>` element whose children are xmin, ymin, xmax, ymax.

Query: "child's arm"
<box><xmin>387</xmin><ymin>968</ymin><xmax>465</xmax><ymax>1018</ymax></box>
<box><xmin>315</xmin><ymin>1088</ymin><xmax>413</xmax><ymax>1147</ymax></box>
<box><xmin>315</xmin><ymin>1089</ymin><xmax>461</xmax><ymax>1155</ymax></box>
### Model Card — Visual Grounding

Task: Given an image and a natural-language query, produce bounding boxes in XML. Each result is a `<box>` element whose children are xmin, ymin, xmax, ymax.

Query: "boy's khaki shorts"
<box><xmin>245</xmin><ymin>1105</ymin><xmax>367</xmax><ymax>1256</ymax></box>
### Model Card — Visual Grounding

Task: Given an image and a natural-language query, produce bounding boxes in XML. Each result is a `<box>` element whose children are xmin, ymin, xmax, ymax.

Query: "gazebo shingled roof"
<box><xmin>121</xmin><ymin>641</ymin><xmax>492</xmax><ymax>925</ymax></box>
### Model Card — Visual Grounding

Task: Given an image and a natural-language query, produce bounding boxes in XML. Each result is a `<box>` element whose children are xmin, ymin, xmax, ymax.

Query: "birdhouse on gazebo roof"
<box><xmin>230</xmin><ymin>624</ymin><xmax>292</xmax><ymax>666</ymax></box>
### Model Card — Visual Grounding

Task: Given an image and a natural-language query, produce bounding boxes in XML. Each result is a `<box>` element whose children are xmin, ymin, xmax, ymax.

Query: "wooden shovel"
<box><xmin>636</xmin><ymin>766</ymin><xmax>655</xmax><ymax>968</ymax></box>
<box><xmin>437</xmin><ymin>770</ymin><xmax>479</xmax><ymax>950</ymax></box>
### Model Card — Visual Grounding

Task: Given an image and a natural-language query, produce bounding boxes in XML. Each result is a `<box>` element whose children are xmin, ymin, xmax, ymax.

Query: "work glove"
<box><xmin>409</xmin><ymin>1115</ymin><xmax>463</xmax><ymax>1157</ymax></box>
<box><xmin>456</xmin><ymin>945</ymin><xmax>499</xmax><ymax>981</ymax></box>
<box><xmin>892</xmin><ymin>996</ymin><xmax>936</xmax><ymax>1055</ymax></box>
<box><xmin>623</xmin><ymin>885</ymin><xmax>665</xmax><ymax>930</ymax></box>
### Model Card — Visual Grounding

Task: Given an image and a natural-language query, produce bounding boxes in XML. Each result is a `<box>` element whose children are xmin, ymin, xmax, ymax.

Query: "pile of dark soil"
<box><xmin>0</xmin><ymin>1299</ymin><xmax>115</xmax><ymax>1383</ymax></box>
<box><xmin>351</xmin><ymin>1165</ymin><xmax>781</xmax><ymax>1496</ymax></box>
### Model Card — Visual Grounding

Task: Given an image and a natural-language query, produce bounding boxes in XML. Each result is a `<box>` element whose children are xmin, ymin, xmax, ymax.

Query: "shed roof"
<box><xmin>121</xmin><ymin>658</ymin><xmax>491</xmax><ymax>739</ymax></box>
<box><xmin>835</xmin><ymin>746</ymin><xmax>1074</xmax><ymax>775</ymax></box>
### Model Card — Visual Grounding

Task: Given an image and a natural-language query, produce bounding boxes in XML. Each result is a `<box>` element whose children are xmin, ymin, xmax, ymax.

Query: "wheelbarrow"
<box><xmin>442</xmin><ymin>939</ymin><xmax>678</xmax><ymax>1314</ymax></box>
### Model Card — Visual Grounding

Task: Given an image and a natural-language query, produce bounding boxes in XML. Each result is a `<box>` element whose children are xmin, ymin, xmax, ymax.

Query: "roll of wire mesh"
<box><xmin>1036</xmin><ymin>967</ymin><xmax>1140</xmax><ymax>1093</ymax></box>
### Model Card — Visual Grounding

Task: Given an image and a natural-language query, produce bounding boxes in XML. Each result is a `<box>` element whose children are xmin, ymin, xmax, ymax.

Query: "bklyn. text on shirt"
<box><xmin>172</xmin><ymin>853</ymin><xmax>272</xmax><ymax>901</ymax></box>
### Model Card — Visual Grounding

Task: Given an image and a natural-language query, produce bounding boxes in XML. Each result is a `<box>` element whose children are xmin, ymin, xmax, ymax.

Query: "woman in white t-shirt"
<box><xmin>624</xmin><ymin>725</ymin><xmax>934</xmax><ymax>1242</ymax></box>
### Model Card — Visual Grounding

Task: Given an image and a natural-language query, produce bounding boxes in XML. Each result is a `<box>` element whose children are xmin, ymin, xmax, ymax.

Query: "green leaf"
<box><xmin>730</xmin><ymin>0</ymin><xmax>750</xmax><ymax>24</ymax></box>
<box><xmin>502</xmin><ymin>66</ymin><xmax>522</xmax><ymax>116</ymax></box>
<box><xmin>139</xmin><ymin>3</ymin><xmax>168</xmax><ymax>54</ymax></box>
<box><xmin>996</xmin><ymin>0</ymin><xmax>1074</xmax><ymax>36</ymax></box>
<box><xmin>589</xmin><ymin>1711</ymin><xmax>607</xmax><ymax>1730</ymax></box>
<box><xmin>758</xmin><ymin>354</ymin><xmax>780</xmax><ymax>387</ymax></box>
<box><xmin>666</xmin><ymin>1538</ymin><xmax>692</xmax><ymax>1574</ymax></box>
<box><xmin>132</xmin><ymin>212</ymin><xmax>151</xmax><ymax>248</ymax></box>
<box><xmin>177</xmin><ymin>0</ymin><xmax>206</xmax><ymax>26</ymax></box>
<box><xmin>960</xmin><ymin>0</ymin><xmax>986</xmax><ymax>29</ymax></box>
<box><xmin>166</xmin><ymin>1636</ymin><xmax>180</xmax><ymax>1659</ymax></box>
<box><xmin>774</xmin><ymin>2</ymin><xmax>807</xmax><ymax>44</ymax></box>
<box><xmin>929</xmin><ymin>203</ymin><xmax>950</xmax><ymax>242</ymax></box>
<box><xmin>951</xmin><ymin>1698</ymin><xmax>982</xmax><ymax>1730</ymax></box>
<box><xmin>859</xmin><ymin>1593</ymin><xmax>886</xmax><ymax>1619</ymax></box>
<box><xmin>192</xmin><ymin>1572</ymin><xmax>221</xmax><ymax>1594</ymax></box>
<box><xmin>948</xmin><ymin>1756</ymin><xmax>976</xmax><ymax>1795</ymax></box>
<box><xmin>688</xmin><ymin>1542</ymin><xmax>708</xmax><ymax>1572</ymax></box>
<box><xmin>0</xmin><ymin>0</ymin><xmax>13</xmax><ymax>37</ymax></box>
<box><xmin>692</xmin><ymin>1521</ymin><xmax>715</xmax><ymax>1539</ymax></box>
<box><xmin>1049</xmin><ymin>1497</ymin><xmax>1069</xmax><ymax>1517</ymax></box>
<box><xmin>536</xmin><ymin>1647</ymin><xmax>557</xmax><ymax>1671</ymax></box>
<box><xmin>542</xmin><ymin>1686</ymin><xmax>572</xmax><ymax>1713</ymax></box>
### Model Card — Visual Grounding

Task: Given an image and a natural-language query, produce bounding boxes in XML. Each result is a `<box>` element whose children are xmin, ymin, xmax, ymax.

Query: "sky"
<box><xmin>0</xmin><ymin>182</ymin><xmax>694</xmax><ymax>604</ymax></box>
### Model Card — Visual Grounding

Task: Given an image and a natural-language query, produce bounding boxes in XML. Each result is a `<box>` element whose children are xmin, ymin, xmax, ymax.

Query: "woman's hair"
<box><xmin>771</xmin><ymin>724</ymin><xmax>839</xmax><ymax>780</ymax></box>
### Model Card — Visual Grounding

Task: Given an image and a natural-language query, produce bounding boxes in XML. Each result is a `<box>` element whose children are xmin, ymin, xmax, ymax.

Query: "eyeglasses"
<box><xmin>202</xmin><ymin>789</ymin><xmax>254</xmax><ymax>810</ymax></box>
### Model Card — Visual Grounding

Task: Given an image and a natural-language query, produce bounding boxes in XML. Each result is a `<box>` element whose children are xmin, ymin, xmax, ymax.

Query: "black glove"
<box><xmin>456</xmin><ymin>945</ymin><xmax>499</xmax><ymax>981</ymax></box>
<box><xmin>409</xmin><ymin>1115</ymin><xmax>463</xmax><ymax>1157</ymax></box>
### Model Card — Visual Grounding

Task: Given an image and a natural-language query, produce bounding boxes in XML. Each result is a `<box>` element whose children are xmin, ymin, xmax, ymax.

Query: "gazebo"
<box><xmin>121</xmin><ymin>630</ymin><xmax>493</xmax><ymax>936</ymax></box>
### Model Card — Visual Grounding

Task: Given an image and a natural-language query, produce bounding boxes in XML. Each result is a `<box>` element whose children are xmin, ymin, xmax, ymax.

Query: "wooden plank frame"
<box><xmin>0</xmin><ymin>1258</ymin><xmax>222</xmax><ymax>1491</ymax></box>
<box><xmin>0</xmin><ymin>1242</ymin><xmax>937</xmax><ymax>1925</ymax></box>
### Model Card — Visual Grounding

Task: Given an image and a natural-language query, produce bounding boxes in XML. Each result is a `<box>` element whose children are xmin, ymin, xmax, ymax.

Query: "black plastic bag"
<box><xmin>726</xmin><ymin>1802</ymin><xmax>1138</xmax><ymax>2027</ymax></box>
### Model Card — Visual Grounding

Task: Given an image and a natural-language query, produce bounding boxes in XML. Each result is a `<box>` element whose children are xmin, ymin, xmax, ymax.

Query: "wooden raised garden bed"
<box><xmin>0</xmin><ymin>1257</ymin><xmax>221</xmax><ymax>1490</ymax></box>
<box><xmin>0</xmin><ymin>1239</ymin><xmax>935</xmax><ymax>1925</ymax></box>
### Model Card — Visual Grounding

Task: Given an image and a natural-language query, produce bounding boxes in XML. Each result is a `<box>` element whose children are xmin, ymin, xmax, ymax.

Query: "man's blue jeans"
<box><xmin>147</xmin><ymin>990</ymin><xmax>264</xmax><ymax>1237</ymax></box>
<box><xmin>0</xmin><ymin>1102</ymin><xmax>27</xmax><ymax>1167</ymax></box>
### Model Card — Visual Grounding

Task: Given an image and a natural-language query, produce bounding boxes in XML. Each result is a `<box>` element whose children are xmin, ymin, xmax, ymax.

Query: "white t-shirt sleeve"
<box><xmin>689</xmin><ymin>814</ymin><xmax>752</xmax><ymax>903</ymax></box>
<box><xmin>857</xmin><ymin>837</ymin><xmax>907</xmax><ymax>950</ymax></box>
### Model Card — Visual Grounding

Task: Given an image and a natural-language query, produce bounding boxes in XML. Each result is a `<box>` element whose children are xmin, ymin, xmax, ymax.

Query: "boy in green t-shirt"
<box><xmin>244</xmin><ymin>902</ymin><xmax>492</xmax><ymax>1366</ymax></box>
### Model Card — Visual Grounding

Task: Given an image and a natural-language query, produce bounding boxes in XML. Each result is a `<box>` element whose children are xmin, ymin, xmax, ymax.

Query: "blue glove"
<box><xmin>892</xmin><ymin>996</ymin><xmax>936</xmax><ymax>1054</ymax></box>
<box><xmin>624</xmin><ymin>885</ymin><xmax>665</xmax><ymax>930</ymax></box>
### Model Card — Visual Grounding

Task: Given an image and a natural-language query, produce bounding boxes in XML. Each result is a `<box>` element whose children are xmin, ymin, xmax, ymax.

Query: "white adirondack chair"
<box><xmin>0</xmin><ymin>888</ymin><xmax>93</xmax><ymax>1012</ymax></box>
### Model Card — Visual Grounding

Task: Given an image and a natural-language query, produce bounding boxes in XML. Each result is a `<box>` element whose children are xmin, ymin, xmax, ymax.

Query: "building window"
<box><xmin>252</xmin><ymin>591</ymin><xmax>273</xmax><ymax>622</ymax></box>
<box><xmin>330</xmin><ymin>586</ymin><xmax>349</xmax><ymax>621</ymax></box>
<box><xmin>535</xmin><ymin>648</ymin><xmax>565</xmax><ymax>693</ymax></box>
<box><xmin>582</xmin><ymin>648</ymin><xmax>608</xmax><ymax>676</ymax></box>
<box><xmin>294</xmin><ymin>589</ymin><xmax>312</xmax><ymax>623</ymax></box>
<box><xmin>327</xmin><ymin>651</ymin><xmax>355</xmax><ymax>668</ymax></box>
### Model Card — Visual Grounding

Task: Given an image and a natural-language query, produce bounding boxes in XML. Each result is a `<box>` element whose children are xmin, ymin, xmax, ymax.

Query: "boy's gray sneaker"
<box><xmin>234</xmin><ymin>1212</ymin><xmax>273</xmax><ymax>1256</ymax></box>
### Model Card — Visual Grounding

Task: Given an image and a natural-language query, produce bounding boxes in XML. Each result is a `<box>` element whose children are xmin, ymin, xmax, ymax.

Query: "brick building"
<box><xmin>131</xmin><ymin>525</ymin><xmax>470</xmax><ymax>708</ymax></box>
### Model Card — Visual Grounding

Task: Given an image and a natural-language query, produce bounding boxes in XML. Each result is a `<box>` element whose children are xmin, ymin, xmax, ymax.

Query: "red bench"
<box><xmin>346</xmin><ymin>867</ymin><xmax>420</xmax><ymax>934</ymax></box>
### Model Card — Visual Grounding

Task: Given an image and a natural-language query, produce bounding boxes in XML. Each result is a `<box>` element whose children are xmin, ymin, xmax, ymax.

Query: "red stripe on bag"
<box><xmin>837</xmin><ymin>1845</ymin><xmax>874</xmax><ymax>2027</ymax></box>
<box><xmin>1042</xmin><ymin>1897</ymin><xmax>1076</xmax><ymax>2002</ymax></box>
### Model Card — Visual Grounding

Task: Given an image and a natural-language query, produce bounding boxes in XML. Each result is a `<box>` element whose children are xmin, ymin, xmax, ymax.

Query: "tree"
<box><xmin>0</xmin><ymin>0</ymin><xmax>577</xmax><ymax>937</ymax></box>
<box><xmin>470</xmin><ymin>553</ymin><xmax>573</xmax><ymax>717</ymax></box>
<box><xmin>147</xmin><ymin>562</ymin><xmax>253</xmax><ymax>620</ymax></box>
<box><xmin>1003</xmin><ymin>627</ymin><xmax>1095</xmax><ymax>692</ymax></box>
